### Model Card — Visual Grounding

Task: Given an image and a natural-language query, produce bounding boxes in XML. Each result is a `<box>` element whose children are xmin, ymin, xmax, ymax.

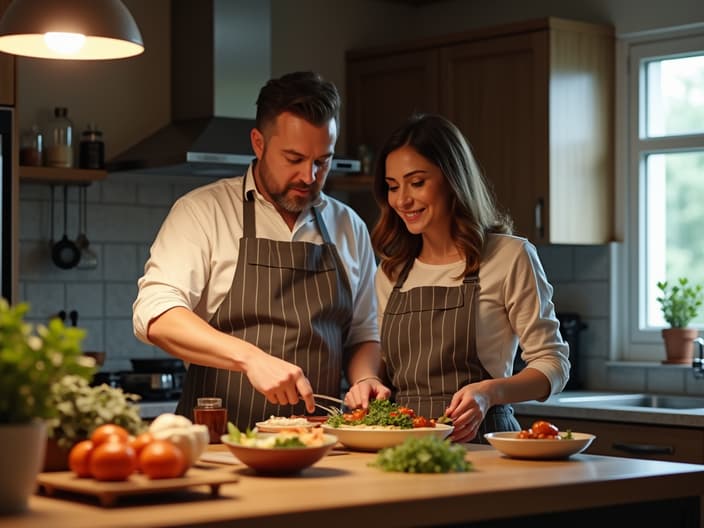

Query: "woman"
<box><xmin>370</xmin><ymin>114</ymin><xmax>569</xmax><ymax>443</ymax></box>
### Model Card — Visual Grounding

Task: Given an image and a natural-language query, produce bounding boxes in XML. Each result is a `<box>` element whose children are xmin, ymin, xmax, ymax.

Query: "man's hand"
<box><xmin>243</xmin><ymin>348</ymin><xmax>315</xmax><ymax>413</ymax></box>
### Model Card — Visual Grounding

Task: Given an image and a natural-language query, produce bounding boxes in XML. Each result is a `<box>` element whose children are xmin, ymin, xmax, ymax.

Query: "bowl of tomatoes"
<box><xmin>484</xmin><ymin>420</ymin><xmax>595</xmax><ymax>460</ymax></box>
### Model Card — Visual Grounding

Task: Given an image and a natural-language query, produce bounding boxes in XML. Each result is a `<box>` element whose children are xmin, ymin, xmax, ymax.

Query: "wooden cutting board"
<box><xmin>37</xmin><ymin>466</ymin><xmax>239</xmax><ymax>507</ymax></box>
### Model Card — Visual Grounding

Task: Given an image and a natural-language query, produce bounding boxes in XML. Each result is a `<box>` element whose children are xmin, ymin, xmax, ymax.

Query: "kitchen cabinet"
<box><xmin>19</xmin><ymin>166</ymin><xmax>107</xmax><ymax>185</ymax></box>
<box><xmin>517</xmin><ymin>414</ymin><xmax>704</xmax><ymax>464</ymax></box>
<box><xmin>346</xmin><ymin>18</ymin><xmax>614</xmax><ymax>244</ymax></box>
<box><xmin>0</xmin><ymin>0</ymin><xmax>14</xmax><ymax>106</ymax></box>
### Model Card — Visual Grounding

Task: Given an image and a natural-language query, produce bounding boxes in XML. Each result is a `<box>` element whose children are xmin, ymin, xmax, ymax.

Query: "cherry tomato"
<box><xmin>90</xmin><ymin>424</ymin><xmax>130</xmax><ymax>447</ymax></box>
<box><xmin>68</xmin><ymin>440</ymin><xmax>94</xmax><ymax>478</ymax></box>
<box><xmin>129</xmin><ymin>432</ymin><xmax>154</xmax><ymax>470</ymax></box>
<box><xmin>139</xmin><ymin>440</ymin><xmax>187</xmax><ymax>479</ymax></box>
<box><xmin>89</xmin><ymin>441</ymin><xmax>137</xmax><ymax>481</ymax></box>
<box><xmin>412</xmin><ymin>416</ymin><xmax>434</xmax><ymax>428</ymax></box>
<box><xmin>398</xmin><ymin>407</ymin><xmax>415</xmax><ymax>417</ymax></box>
<box><xmin>531</xmin><ymin>420</ymin><xmax>559</xmax><ymax>438</ymax></box>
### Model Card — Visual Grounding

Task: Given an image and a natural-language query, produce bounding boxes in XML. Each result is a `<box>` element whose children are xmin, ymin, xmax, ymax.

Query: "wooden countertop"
<box><xmin>4</xmin><ymin>444</ymin><xmax>704</xmax><ymax>527</ymax></box>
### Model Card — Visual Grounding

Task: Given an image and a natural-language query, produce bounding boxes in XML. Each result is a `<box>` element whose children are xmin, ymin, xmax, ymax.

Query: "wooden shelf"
<box><xmin>325</xmin><ymin>174</ymin><xmax>372</xmax><ymax>192</ymax></box>
<box><xmin>19</xmin><ymin>166</ymin><xmax>107</xmax><ymax>185</ymax></box>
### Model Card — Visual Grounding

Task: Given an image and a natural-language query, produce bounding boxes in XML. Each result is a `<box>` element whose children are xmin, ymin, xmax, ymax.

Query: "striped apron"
<box><xmin>176</xmin><ymin>176</ymin><xmax>353</xmax><ymax>430</ymax></box>
<box><xmin>380</xmin><ymin>260</ymin><xmax>520</xmax><ymax>443</ymax></box>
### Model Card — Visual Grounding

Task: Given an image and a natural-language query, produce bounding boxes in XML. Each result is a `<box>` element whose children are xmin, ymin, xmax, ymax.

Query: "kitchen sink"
<box><xmin>556</xmin><ymin>393</ymin><xmax>704</xmax><ymax>410</ymax></box>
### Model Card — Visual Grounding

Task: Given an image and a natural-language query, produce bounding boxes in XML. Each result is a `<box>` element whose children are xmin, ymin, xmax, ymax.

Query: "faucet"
<box><xmin>693</xmin><ymin>338</ymin><xmax>704</xmax><ymax>379</ymax></box>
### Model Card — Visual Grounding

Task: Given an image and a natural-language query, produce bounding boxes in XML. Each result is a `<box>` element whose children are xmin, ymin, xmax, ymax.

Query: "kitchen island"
<box><xmin>3</xmin><ymin>443</ymin><xmax>703</xmax><ymax>527</ymax></box>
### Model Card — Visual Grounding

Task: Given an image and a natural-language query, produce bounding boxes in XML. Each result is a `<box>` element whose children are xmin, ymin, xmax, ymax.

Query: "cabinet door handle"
<box><xmin>534</xmin><ymin>198</ymin><xmax>544</xmax><ymax>240</ymax></box>
<box><xmin>612</xmin><ymin>442</ymin><xmax>674</xmax><ymax>455</ymax></box>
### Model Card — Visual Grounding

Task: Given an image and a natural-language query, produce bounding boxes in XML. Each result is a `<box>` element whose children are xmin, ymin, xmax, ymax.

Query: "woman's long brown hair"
<box><xmin>371</xmin><ymin>114</ymin><xmax>512</xmax><ymax>281</ymax></box>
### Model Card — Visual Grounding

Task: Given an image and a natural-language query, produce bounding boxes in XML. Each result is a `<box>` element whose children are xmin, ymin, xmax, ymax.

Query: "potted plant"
<box><xmin>0</xmin><ymin>300</ymin><xmax>95</xmax><ymax>514</ymax></box>
<box><xmin>657</xmin><ymin>278</ymin><xmax>704</xmax><ymax>364</ymax></box>
<box><xmin>44</xmin><ymin>375</ymin><xmax>144</xmax><ymax>470</ymax></box>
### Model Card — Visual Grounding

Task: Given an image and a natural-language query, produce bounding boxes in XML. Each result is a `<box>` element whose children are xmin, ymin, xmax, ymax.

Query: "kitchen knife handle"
<box><xmin>611</xmin><ymin>442</ymin><xmax>674</xmax><ymax>455</ymax></box>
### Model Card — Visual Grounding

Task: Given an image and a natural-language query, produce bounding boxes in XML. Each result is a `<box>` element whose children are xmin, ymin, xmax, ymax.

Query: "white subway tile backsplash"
<box><xmin>646</xmin><ymin>367</ymin><xmax>686</xmax><ymax>393</ymax></box>
<box><xmin>100</xmin><ymin>181</ymin><xmax>138</xmax><ymax>203</ymax></box>
<box><xmin>574</xmin><ymin>245</ymin><xmax>610</xmax><ymax>281</ymax></box>
<box><xmin>536</xmin><ymin>245</ymin><xmax>574</xmax><ymax>282</ymax></box>
<box><xmin>105</xmin><ymin>282</ymin><xmax>139</xmax><ymax>317</ymax></box>
<box><xmin>105</xmin><ymin>318</ymin><xmax>153</xmax><ymax>359</ymax></box>
<box><xmin>24</xmin><ymin>282</ymin><xmax>65</xmax><ymax>318</ymax></box>
<box><xmin>104</xmin><ymin>244</ymin><xmax>139</xmax><ymax>280</ymax></box>
<box><xmin>66</xmin><ymin>282</ymin><xmax>104</xmax><ymax>317</ymax></box>
<box><xmin>552</xmin><ymin>282</ymin><xmax>610</xmax><ymax>318</ymax></box>
<box><xmin>77</xmin><ymin>318</ymin><xmax>104</xmax><ymax>352</ymax></box>
<box><xmin>137</xmin><ymin>185</ymin><xmax>175</xmax><ymax>206</ymax></box>
<box><xmin>607</xmin><ymin>365</ymin><xmax>647</xmax><ymax>391</ymax></box>
<box><xmin>577</xmin><ymin>318</ymin><xmax>609</xmax><ymax>359</ymax></box>
<box><xmin>19</xmin><ymin>199</ymin><xmax>43</xmax><ymax>239</ymax></box>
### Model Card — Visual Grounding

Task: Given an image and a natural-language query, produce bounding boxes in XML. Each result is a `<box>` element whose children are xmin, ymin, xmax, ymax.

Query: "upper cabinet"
<box><xmin>0</xmin><ymin>0</ymin><xmax>14</xmax><ymax>106</ymax></box>
<box><xmin>346</xmin><ymin>18</ymin><xmax>614</xmax><ymax>245</ymax></box>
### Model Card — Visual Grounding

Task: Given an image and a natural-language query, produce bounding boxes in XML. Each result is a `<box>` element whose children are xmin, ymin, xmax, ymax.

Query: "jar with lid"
<box><xmin>19</xmin><ymin>124</ymin><xmax>43</xmax><ymax>166</ymax></box>
<box><xmin>193</xmin><ymin>397</ymin><xmax>227</xmax><ymax>444</ymax></box>
<box><xmin>45</xmin><ymin>107</ymin><xmax>73</xmax><ymax>168</ymax></box>
<box><xmin>79</xmin><ymin>123</ymin><xmax>105</xmax><ymax>169</ymax></box>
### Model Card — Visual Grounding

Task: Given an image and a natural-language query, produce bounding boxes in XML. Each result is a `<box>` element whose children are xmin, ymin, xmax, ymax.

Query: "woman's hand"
<box><xmin>344</xmin><ymin>376</ymin><xmax>391</xmax><ymax>410</ymax></box>
<box><xmin>445</xmin><ymin>383</ymin><xmax>492</xmax><ymax>443</ymax></box>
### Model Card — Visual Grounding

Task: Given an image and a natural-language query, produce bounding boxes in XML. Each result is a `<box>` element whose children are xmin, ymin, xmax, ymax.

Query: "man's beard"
<box><xmin>258</xmin><ymin>158</ymin><xmax>321</xmax><ymax>213</ymax></box>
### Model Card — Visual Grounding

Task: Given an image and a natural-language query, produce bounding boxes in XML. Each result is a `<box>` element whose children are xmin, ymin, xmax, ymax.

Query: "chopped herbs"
<box><xmin>371</xmin><ymin>436</ymin><xmax>471</xmax><ymax>473</ymax></box>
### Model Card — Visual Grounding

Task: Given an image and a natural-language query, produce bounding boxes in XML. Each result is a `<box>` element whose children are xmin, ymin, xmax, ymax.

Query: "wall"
<box><xmin>15</xmin><ymin>0</ymin><xmax>704</xmax><ymax>391</ymax></box>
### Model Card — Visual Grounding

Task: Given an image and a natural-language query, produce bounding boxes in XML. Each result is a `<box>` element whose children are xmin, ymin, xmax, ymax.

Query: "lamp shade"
<box><xmin>0</xmin><ymin>0</ymin><xmax>144</xmax><ymax>60</ymax></box>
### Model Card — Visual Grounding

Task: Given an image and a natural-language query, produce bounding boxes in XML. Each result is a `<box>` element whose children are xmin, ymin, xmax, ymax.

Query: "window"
<box><xmin>622</xmin><ymin>29</ymin><xmax>704</xmax><ymax>360</ymax></box>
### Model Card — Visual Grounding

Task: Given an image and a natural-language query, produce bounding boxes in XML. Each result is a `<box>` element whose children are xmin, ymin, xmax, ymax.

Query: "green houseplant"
<box><xmin>44</xmin><ymin>375</ymin><xmax>144</xmax><ymax>470</ymax></box>
<box><xmin>656</xmin><ymin>278</ymin><xmax>704</xmax><ymax>364</ymax></box>
<box><xmin>0</xmin><ymin>300</ymin><xmax>95</xmax><ymax>513</ymax></box>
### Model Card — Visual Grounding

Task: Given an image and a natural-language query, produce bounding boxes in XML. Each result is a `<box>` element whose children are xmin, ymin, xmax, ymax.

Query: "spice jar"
<box><xmin>193</xmin><ymin>397</ymin><xmax>227</xmax><ymax>444</ymax></box>
<box><xmin>45</xmin><ymin>107</ymin><xmax>74</xmax><ymax>168</ymax></box>
<box><xmin>79</xmin><ymin>123</ymin><xmax>105</xmax><ymax>169</ymax></box>
<box><xmin>20</xmin><ymin>125</ymin><xmax>43</xmax><ymax>166</ymax></box>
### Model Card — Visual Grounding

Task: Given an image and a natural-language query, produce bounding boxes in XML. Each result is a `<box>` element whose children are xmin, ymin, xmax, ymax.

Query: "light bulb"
<box><xmin>43</xmin><ymin>32</ymin><xmax>86</xmax><ymax>55</ymax></box>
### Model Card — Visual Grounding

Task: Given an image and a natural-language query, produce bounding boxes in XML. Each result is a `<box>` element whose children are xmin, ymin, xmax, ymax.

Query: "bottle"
<box><xmin>19</xmin><ymin>124</ymin><xmax>43</xmax><ymax>166</ymax></box>
<box><xmin>45</xmin><ymin>107</ymin><xmax>73</xmax><ymax>168</ymax></box>
<box><xmin>193</xmin><ymin>397</ymin><xmax>227</xmax><ymax>444</ymax></box>
<box><xmin>79</xmin><ymin>123</ymin><xmax>105</xmax><ymax>169</ymax></box>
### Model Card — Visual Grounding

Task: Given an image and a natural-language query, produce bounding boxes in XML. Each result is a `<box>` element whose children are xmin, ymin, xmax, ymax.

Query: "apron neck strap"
<box><xmin>242</xmin><ymin>173</ymin><xmax>256</xmax><ymax>238</ymax></box>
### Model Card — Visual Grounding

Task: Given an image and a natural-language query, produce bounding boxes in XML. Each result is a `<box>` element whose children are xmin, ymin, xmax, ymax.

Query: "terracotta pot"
<box><xmin>661</xmin><ymin>328</ymin><xmax>699</xmax><ymax>364</ymax></box>
<box><xmin>43</xmin><ymin>437</ymin><xmax>71</xmax><ymax>472</ymax></box>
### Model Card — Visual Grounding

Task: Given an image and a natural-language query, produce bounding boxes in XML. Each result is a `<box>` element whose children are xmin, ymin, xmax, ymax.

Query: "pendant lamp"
<box><xmin>0</xmin><ymin>0</ymin><xmax>144</xmax><ymax>60</ymax></box>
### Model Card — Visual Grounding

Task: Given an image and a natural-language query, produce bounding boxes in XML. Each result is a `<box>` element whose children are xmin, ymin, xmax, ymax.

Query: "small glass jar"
<box><xmin>20</xmin><ymin>124</ymin><xmax>43</xmax><ymax>166</ymax></box>
<box><xmin>45</xmin><ymin>107</ymin><xmax>74</xmax><ymax>168</ymax></box>
<box><xmin>79</xmin><ymin>123</ymin><xmax>105</xmax><ymax>169</ymax></box>
<box><xmin>193</xmin><ymin>397</ymin><xmax>227</xmax><ymax>444</ymax></box>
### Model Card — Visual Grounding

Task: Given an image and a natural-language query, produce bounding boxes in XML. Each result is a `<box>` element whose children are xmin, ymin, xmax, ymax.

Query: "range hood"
<box><xmin>107</xmin><ymin>1</ymin><xmax>263</xmax><ymax>177</ymax></box>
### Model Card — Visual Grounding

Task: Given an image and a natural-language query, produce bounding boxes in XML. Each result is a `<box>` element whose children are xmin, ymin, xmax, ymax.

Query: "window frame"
<box><xmin>619</xmin><ymin>26</ymin><xmax>704</xmax><ymax>362</ymax></box>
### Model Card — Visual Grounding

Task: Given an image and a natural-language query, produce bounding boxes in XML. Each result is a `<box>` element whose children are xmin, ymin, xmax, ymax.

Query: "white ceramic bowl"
<box><xmin>321</xmin><ymin>423</ymin><xmax>453</xmax><ymax>452</ymax></box>
<box><xmin>484</xmin><ymin>431</ymin><xmax>596</xmax><ymax>460</ymax></box>
<box><xmin>220</xmin><ymin>433</ymin><xmax>337</xmax><ymax>474</ymax></box>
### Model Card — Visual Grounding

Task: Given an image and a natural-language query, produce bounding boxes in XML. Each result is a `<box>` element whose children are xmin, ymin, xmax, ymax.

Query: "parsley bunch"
<box><xmin>371</xmin><ymin>436</ymin><xmax>471</xmax><ymax>473</ymax></box>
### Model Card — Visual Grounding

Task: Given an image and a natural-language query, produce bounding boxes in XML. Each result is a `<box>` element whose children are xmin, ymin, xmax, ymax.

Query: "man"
<box><xmin>133</xmin><ymin>72</ymin><xmax>389</xmax><ymax>430</ymax></box>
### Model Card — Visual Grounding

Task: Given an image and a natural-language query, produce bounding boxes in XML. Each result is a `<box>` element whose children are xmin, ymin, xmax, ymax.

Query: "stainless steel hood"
<box><xmin>107</xmin><ymin>0</ymin><xmax>261</xmax><ymax>176</ymax></box>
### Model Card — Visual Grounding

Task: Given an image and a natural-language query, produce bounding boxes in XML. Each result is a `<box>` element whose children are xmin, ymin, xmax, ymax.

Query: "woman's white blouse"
<box><xmin>375</xmin><ymin>234</ymin><xmax>570</xmax><ymax>396</ymax></box>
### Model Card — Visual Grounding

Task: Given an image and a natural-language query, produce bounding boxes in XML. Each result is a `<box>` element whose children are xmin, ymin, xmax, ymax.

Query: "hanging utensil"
<box><xmin>76</xmin><ymin>185</ymin><xmax>97</xmax><ymax>269</ymax></box>
<box><xmin>51</xmin><ymin>185</ymin><xmax>81</xmax><ymax>269</ymax></box>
